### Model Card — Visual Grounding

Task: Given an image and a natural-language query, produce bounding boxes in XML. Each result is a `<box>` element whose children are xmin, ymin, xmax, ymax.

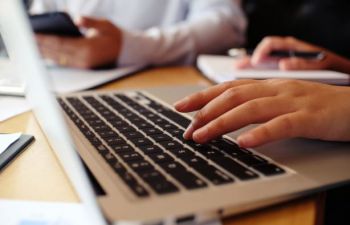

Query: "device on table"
<box><xmin>30</xmin><ymin>12</ymin><xmax>82</xmax><ymax>37</ymax></box>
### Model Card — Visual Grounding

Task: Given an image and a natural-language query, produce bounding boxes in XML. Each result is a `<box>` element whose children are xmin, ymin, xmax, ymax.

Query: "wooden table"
<box><xmin>0</xmin><ymin>67</ymin><xmax>322</xmax><ymax>225</ymax></box>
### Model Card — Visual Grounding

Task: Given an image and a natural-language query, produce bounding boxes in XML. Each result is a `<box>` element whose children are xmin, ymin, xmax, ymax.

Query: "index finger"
<box><xmin>174</xmin><ymin>79</ymin><xmax>258</xmax><ymax>112</ymax></box>
<box><xmin>251</xmin><ymin>36</ymin><xmax>299</xmax><ymax>65</ymax></box>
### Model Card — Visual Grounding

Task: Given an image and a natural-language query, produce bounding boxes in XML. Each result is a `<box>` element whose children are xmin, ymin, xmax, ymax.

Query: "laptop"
<box><xmin>2</xmin><ymin>0</ymin><xmax>350</xmax><ymax>224</ymax></box>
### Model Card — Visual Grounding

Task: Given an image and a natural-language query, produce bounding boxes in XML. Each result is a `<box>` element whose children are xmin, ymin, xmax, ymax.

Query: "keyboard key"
<box><xmin>210</xmin><ymin>156</ymin><xmax>259</xmax><ymax>180</ymax></box>
<box><xmin>192</xmin><ymin>164</ymin><xmax>233</xmax><ymax>185</ymax></box>
<box><xmin>143</xmin><ymin>127</ymin><xmax>163</xmax><ymax>135</ymax></box>
<box><xmin>104</xmin><ymin>136</ymin><xmax>126</xmax><ymax>145</ymax></box>
<box><xmin>99</xmin><ymin>130</ymin><xmax>117</xmax><ymax>138</ymax></box>
<box><xmin>111</xmin><ymin>144</ymin><xmax>134</xmax><ymax>153</ymax></box>
<box><xmin>181</xmin><ymin>156</ymin><xmax>208</xmax><ymax>170</ymax></box>
<box><xmin>159</xmin><ymin>141</ymin><xmax>182</xmax><ymax>150</ymax></box>
<box><xmin>170</xmin><ymin>148</ymin><xmax>195</xmax><ymax>159</ymax></box>
<box><xmin>253</xmin><ymin>164</ymin><xmax>285</xmax><ymax>176</ymax></box>
<box><xmin>120</xmin><ymin>152</ymin><xmax>143</xmax><ymax>162</ymax></box>
<box><xmin>117</xmin><ymin>171</ymin><xmax>149</xmax><ymax>197</ymax></box>
<box><xmin>136</xmin><ymin>122</ymin><xmax>153</xmax><ymax>129</ymax></box>
<box><xmin>149</xmin><ymin>180</ymin><xmax>179</xmax><ymax>194</ymax></box>
<box><xmin>137</xmin><ymin>169</ymin><xmax>165</xmax><ymax>182</ymax></box>
<box><xmin>109</xmin><ymin>161</ymin><xmax>127</xmax><ymax>175</ymax></box>
<box><xmin>138</xmin><ymin>145</ymin><xmax>163</xmax><ymax>154</ymax></box>
<box><xmin>238</xmin><ymin>155</ymin><xmax>268</xmax><ymax>167</ymax></box>
<box><xmin>199</xmin><ymin>148</ymin><xmax>225</xmax><ymax>159</ymax></box>
<box><xmin>127</xmin><ymin>160</ymin><xmax>154</xmax><ymax>172</ymax></box>
<box><xmin>147</xmin><ymin>152</ymin><xmax>174</xmax><ymax>163</ymax></box>
<box><xmin>158</xmin><ymin>123</ymin><xmax>178</xmax><ymax>131</ymax></box>
<box><xmin>123</xmin><ymin>131</ymin><xmax>144</xmax><ymax>140</ymax></box>
<box><xmin>133</xmin><ymin>138</ymin><xmax>153</xmax><ymax>147</ymax></box>
<box><xmin>149</xmin><ymin>134</ymin><xmax>172</xmax><ymax>142</ymax></box>
<box><xmin>96</xmin><ymin>144</ymin><xmax>109</xmax><ymax>155</ymax></box>
<box><xmin>216</xmin><ymin>139</ymin><xmax>252</xmax><ymax>158</ymax></box>
<box><xmin>118</xmin><ymin>125</ymin><xmax>137</xmax><ymax>134</ymax></box>
<box><xmin>159</xmin><ymin>161</ymin><xmax>206</xmax><ymax>190</ymax></box>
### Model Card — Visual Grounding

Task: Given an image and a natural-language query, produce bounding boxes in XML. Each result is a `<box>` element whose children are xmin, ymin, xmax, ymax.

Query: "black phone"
<box><xmin>30</xmin><ymin>12</ymin><xmax>83</xmax><ymax>37</ymax></box>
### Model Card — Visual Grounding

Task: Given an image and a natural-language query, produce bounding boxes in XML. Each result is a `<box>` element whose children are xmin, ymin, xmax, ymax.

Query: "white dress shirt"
<box><xmin>31</xmin><ymin>0</ymin><xmax>246</xmax><ymax>66</ymax></box>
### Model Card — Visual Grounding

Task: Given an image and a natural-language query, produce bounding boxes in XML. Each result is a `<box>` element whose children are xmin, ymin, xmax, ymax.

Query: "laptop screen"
<box><xmin>0</xmin><ymin>1</ymin><xmax>106</xmax><ymax>224</ymax></box>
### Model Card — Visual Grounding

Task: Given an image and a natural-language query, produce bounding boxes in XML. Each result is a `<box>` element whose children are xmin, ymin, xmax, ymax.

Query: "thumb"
<box><xmin>76</xmin><ymin>16</ymin><xmax>109</xmax><ymax>30</ymax></box>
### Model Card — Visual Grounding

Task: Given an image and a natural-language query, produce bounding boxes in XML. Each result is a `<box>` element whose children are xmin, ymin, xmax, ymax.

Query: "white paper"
<box><xmin>49</xmin><ymin>65</ymin><xmax>144</xmax><ymax>93</ymax></box>
<box><xmin>0</xmin><ymin>97</ymin><xmax>30</xmax><ymax>122</ymax></box>
<box><xmin>0</xmin><ymin>200</ymin><xmax>92</xmax><ymax>225</ymax></box>
<box><xmin>0</xmin><ymin>132</ymin><xmax>21</xmax><ymax>155</ymax></box>
<box><xmin>0</xmin><ymin>58</ymin><xmax>144</xmax><ymax>94</ymax></box>
<box><xmin>197</xmin><ymin>55</ymin><xmax>350</xmax><ymax>85</ymax></box>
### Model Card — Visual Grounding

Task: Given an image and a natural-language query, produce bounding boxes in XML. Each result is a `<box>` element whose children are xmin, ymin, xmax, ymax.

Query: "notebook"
<box><xmin>197</xmin><ymin>55</ymin><xmax>350</xmax><ymax>85</ymax></box>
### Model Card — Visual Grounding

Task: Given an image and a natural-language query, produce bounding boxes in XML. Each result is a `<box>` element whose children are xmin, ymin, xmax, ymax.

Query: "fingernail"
<box><xmin>193</xmin><ymin>127</ymin><xmax>208</xmax><ymax>143</ymax></box>
<box><xmin>183</xmin><ymin>122</ymin><xmax>195</xmax><ymax>140</ymax></box>
<box><xmin>237</xmin><ymin>133</ymin><xmax>255</xmax><ymax>147</ymax></box>
<box><xmin>174</xmin><ymin>98</ymin><xmax>188</xmax><ymax>111</ymax></box>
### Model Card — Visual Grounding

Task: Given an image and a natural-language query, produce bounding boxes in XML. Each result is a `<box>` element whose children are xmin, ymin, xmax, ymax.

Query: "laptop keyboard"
<box><xmin>58</xmin><ymin>92</ymin><xmax>286</xmax><ymax>198</ymax></box>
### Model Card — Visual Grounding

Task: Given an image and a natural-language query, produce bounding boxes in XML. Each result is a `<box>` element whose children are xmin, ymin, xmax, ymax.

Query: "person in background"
<box><xmin>31</xmin><ymin>0</ymin><xmax>246</xmax><ymax>69</ymax></box>
<box><xmin>233</xmin><ymin>36</ymin><xmax>350</xmax><ymax>74</ymax></box>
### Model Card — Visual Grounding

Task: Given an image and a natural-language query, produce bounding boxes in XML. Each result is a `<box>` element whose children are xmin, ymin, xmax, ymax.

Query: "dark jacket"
<box><xmin>242</xmin><ymin>0</ymin><xmax>350</xmax><ymax>58</ymax></box>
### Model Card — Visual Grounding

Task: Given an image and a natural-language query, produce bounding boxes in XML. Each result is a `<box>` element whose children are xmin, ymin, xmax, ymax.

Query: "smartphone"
<box><xmin>30</xmin><ymin>12</ymin><xmax>82</xmax><ymax>37</ymax></box>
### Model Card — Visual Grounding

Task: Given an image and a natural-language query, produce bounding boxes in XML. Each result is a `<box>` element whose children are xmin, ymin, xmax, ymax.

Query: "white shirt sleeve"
<box><xmin>118</xmin><ymin>0</ymin><xmax>246</xmax><ymax>67</ymax></box>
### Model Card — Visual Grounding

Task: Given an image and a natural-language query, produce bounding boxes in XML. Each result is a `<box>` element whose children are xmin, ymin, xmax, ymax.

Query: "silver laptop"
<box><xmin>2</xmin><ymin>0</ymin><xmax>350</xmax><ymax>224</ymax></box>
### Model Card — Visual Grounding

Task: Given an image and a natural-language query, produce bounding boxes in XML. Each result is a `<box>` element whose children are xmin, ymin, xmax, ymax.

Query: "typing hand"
<box><xmin>233</xmin><ymin>36</ymin><xmax>350</xmax><ymax>74</ymax></box>
<box><xmin>36</xmin><ymin>17</ymin><xmax>122</xmax><ymax>69</ymax></box>
<box><xmin>174</xmin><ymin>79</ymin><xmax>350</xmax><ymax>147</ymax></box>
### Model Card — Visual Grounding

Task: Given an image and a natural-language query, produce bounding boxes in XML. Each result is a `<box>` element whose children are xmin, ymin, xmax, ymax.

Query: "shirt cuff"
<box><xmin>118</xmin><ymin>29</ymin><xmax>154</xmax><ymax>67</ymax></box>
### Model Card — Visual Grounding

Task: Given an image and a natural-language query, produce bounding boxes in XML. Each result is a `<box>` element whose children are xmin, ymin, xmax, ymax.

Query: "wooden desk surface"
<box><xmin>0</xmin><ymin>67</ymin><xmax>321</xmax><ymax>225</ymax></box>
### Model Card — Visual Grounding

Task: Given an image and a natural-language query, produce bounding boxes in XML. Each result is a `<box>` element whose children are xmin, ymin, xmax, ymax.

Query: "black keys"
<box><xmin>120</xmin><ymin>152</ymin><xmax>143</xmax><ymax>162</ymax></box>
<box><xmin>159</xmin><ymin>161</ymin><xmax>207</xmax><ymax>190</ymax></box>
<box><xmin>158</xmin><ymin>123</ymin><xmax>179</xmax><ymax>131</ymax></box>
<box><xmin>149</xmin><ymin>134</ymin><xmax>172</xmax><ymax>142</ymax></box>
<box><xmin>118</xmin><ymin>125</ymin><xmax>137</xmax><ymax>134</ymax></box>
<box><xmin>199</xmin><ymin>148</ymin><xmax>225</xmax><ymax>159</ymax></box>
<box><xmin>107</xmin><ymin>159</ymin><xmax>149</xmax><ymax>197</ymax></box>
<box><xmin>137</xmin><ymin>169</ymin><xmax>164</xmax><ymax>182</ymax></box>
<box><xmin>181</xmin><ymin>156</ymin><xmax>208</xmax><ymax>170</ymax></box>
<box><xmin>143</xmin><ymin>127</ymin><xmax>163</xmax><ymax>135</ymax></box>
<box><xmin>123</xmin><ymin>131</ymin><xmax>144</xmax><ymax>140</ymax></box>
<box><xmin>127</xmin><ymin>160</ymin><xmax>154</xmax><ymax>172</ymax></box>
<box><xmin>147</xmin><ymin>152</ymin><xmax>174</xmax><ymax>163</ymax></box>
<box><xmin>170</xmin><ymin>148</ymin><xmax>195</xmax><ymax>159</ymax></box>
<box><xmin>216</xmin><ymin>139</ymin><xmax>252</xmax><ymax>158</ymax></box>
<box><xmin>96</xmin><ymin>143</ymin><xmax>109</xmax><ymax>155</ymax></box>
<box><xmin>138</xmin><ymin>145</ymin><xmax>163</xmax><ymax>154</ymax></box>
<box><xmin>193</xmin><ymin>164</ymin><xmax>233</xmax><ymax>185</ymax></box>
<box><xmin>135</xmin><ymin>167</ymin><xmax>179</xmax><ymax>195</ymax></box>
<box><xmin>132</xmin><ymin>138</ymin><xmax>153</xmax><ymax>147</ymax></box>
<box><xmin>118</xmin><ymin>171</ymin><xmax>149</xmax><ymax>197</ymax></box>
<box><xmin>149</xmin><ymin>180</ymin><xmax>179</xmax><ymax>194</ymax></box>
<box><xmin>111</xmin><ymin>143</ymin><xmax>134</xmax><ymax>153</ymax></box>
<box><xmin>99</xmin><ymin>130</ymin><xmax>117</xmax><ymax>138</ymax></box>
<box><xmin>210</xmin><ymin>156</ymin><xmax>258</xmax><ymax>180</ymax></box>
<box><xmin>159</xmin><ymin>141</ymin><xmax>182</xmax><ymax>150</ymax></box>
<box><xmin>253</xmin><ymin>164</ymin><xmax>285</xmax><ymax>176</ymax></box>
<box><xmin>135</xmin><ymin>121</ymin><xmax>153</xmax><ymax>129</ymax></box>
<box><xmin>238</xmin><ymin>155</ymin><xmax>268</xmax><ymax>167</ymax></box>
<box><xmin>104</xmin><ymin>136</ymin><xmax>126</xmax><ymax>145</ymax></box>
